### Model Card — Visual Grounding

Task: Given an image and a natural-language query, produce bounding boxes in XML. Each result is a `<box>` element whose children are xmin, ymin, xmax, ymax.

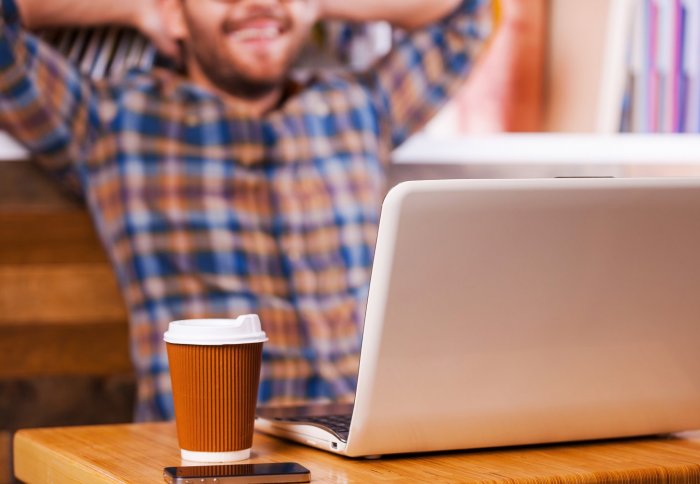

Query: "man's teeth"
<box><xmin>231</xmin><ymin>27</ymin><xmax>281</xmax><ymax>41</ymax></box>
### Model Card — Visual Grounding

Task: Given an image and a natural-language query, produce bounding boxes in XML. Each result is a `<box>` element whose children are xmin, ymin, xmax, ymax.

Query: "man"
<box><xmin>0</xmin><ymin>0</ymin><xmax>488</xmax><ymax>421</ymax></box>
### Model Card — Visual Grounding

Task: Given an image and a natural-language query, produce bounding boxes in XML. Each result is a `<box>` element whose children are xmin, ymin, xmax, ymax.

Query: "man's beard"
<box><xmin>184</xmin><ymin>9</ymin><xmax>298</xmax><ymax>101</ymax></box>
<box><xmin>193</xmin><ymin>48</ymin><xmax>284</xmax><ymax>101</ymax></box>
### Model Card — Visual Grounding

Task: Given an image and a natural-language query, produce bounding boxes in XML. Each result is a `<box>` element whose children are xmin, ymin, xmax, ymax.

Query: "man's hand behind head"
<box><xmin>138</xmin><ymin>0</ymin><xmax>181</xmax><ymax>61</ymax></box>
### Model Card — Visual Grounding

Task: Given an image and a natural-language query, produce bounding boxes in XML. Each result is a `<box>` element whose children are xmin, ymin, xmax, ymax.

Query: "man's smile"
<box><xmin>226</xmin><ymin>17</ymin><xmax>290</xmax><ymax>47</ymax></box>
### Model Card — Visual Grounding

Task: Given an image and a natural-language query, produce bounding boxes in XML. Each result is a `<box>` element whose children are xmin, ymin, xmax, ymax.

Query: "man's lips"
<box><xmin>229</xmin><ymin>25</ymin><xmax>283</xmax><ymax>42</ymax></box>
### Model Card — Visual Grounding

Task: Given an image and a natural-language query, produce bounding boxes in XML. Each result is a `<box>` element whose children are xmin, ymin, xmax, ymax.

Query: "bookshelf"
<box><xmin>465</xmin><ymin>0</ymin><xmax>639</xmax><ymax>134</ymax></box>
<box><xmin>542</xmin><ymin>0</ymin><xmax>609</xmax><ymax>132</ymax></box>
<box><xmin>395</xmin><ymin>133</ymin><xmax>700</xmax><ymax>166</ymax></box>
<box><xmin>542</xmin><ymin>0</ymin><xmax>635</xmax><ymax>133</ymax></box>
<box><xmin>543</xmin><ymin>0</ymin><xmax>700</xmax><ymax>135</ymax></box>
<box><xmin>385</xmin><ymin>132</ymin><xmax>700</xmax><ymax>203</ymax></box>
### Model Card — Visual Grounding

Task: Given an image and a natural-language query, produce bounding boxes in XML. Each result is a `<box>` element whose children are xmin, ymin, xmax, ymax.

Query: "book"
<box><xmin>597</xmin><ymin>0</ymin><xmax>639</xmax><ymax>132</ymax></box>
<box><xmin>682</xmin><ymin>0</ymin><xmax>700</xmax><ymax>131</ymax></box>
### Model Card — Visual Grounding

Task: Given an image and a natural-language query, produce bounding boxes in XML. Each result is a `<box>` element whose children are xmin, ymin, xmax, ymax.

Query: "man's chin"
<box><xmin>229</xmin><ymin>66</ymin><xmax>292</xmax><ymax>90</ymax></box>
<box><xmin>228</xmin><ymin>59</ymin><xmax>291</xmax><ymax>84</ymax></box>
<box><xmin>218</xmin><ymin>75</ymin><xmax>285</xmax><ymax>101</ymax></box>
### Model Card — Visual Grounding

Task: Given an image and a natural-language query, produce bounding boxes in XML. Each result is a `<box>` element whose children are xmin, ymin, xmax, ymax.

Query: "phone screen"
<box><xmin>163</xmin><ymin>462</ymin><xmax>310</xmax><ymax>483</ymax></box>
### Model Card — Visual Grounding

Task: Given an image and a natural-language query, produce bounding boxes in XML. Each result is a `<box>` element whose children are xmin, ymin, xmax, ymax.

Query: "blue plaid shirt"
<box><xmin>0</xmin><ymin>0</ymin><xmax>489</xmax><ymax>420</ymax></box>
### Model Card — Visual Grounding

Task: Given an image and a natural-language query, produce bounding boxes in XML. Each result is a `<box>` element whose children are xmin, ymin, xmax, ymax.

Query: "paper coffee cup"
<box><xmin>164</xmin><ymin>315</ymin><xmax>267</xmax><ymax>462</ymax></box>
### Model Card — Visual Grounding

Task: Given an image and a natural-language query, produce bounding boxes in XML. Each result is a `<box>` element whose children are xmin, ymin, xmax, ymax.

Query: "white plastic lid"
<box><xmin>163</xmin><ymin>315</ymin><xmax>268</xmax><ymax>346</ymax></box>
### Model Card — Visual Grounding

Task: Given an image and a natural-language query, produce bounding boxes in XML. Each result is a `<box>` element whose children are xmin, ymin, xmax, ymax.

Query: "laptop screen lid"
<box><xmin>345</xmin><ymin>177</ymin><xmax>700</xmax><ymax>456</ymax></box>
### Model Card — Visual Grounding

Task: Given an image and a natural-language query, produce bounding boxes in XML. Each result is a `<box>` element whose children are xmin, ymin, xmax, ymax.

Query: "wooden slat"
<box><xmin>0</xmin><ymin>265</ymin><xmax>127</xmax><ymax>325</ymax></box>
<box><xmin>0</xmin><ymin>162</ymin><xmax>80</xmax><ymax>211</ymax></box>
<box><xmin>0</xmin><ymin>431</ymin><xmax>11</xmax><ymax>484</ymax></box>
<box><xmin>0</xmin><ymin>375</ymin><xmax>135</xmax><ymax>429</ymax></box>
<box><xmin>0</xmin><ymin>322</ymin><xmax>132</xmax><ymax>378</ymax></box>
<box><xmin>0</xmin><ymin>212</ymin><xmax>108</xmax><ymax>265</ymax></box>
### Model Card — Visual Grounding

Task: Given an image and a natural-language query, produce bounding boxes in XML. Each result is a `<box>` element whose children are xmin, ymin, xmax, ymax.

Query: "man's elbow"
<box><xmin>395</xmin><ymin>0</ymin><xmax>462</xmax><ymax>31</ymax></box>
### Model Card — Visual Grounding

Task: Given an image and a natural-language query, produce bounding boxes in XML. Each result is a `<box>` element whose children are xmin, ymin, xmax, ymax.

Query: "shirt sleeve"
<box><xmin>366</xmin><ymin>0</ymin><xmax>491</xmax><ymax>149</ymax></box>
<box><xmin>0</xmin><ymin>0</ymin><xmax>105</xmax><ymax>195</ymax></box>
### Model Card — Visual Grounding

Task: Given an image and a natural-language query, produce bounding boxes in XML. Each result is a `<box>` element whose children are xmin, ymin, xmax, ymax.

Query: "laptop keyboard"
<box><xmin>275</xmin><ymin>414</ymin><xmax>351</xmax><ymax>442</ymax></box>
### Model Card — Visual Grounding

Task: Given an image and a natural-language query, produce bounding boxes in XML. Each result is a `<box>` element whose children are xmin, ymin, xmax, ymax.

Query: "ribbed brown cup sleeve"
<box><xmin>167</xmin><ymin>342</ymin><xmax>263</xmax><ymax>452</ymax></box>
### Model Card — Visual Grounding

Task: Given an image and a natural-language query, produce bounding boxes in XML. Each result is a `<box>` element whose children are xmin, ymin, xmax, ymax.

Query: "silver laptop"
<box><xmin>256</xmin><ymin>177</ymin><xmax>700</xmax><ymax>457</ymax></box>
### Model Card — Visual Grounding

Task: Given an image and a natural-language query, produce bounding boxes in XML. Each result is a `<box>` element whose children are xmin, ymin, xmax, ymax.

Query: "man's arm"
<box><xmin>16</xmin><ymin>0</ymin><xmax>178</xmax><ymax>58</ymax></box>
<box><xmin>0</xmin><ymin>0</ymin><xmax>110</xmax><ymax>193</ymax></box>
<box><xmin>323</xmin><ymin>0</ymin><xmax>491</xmax><ymax>149</ymax></box>
<box><xmin>16</xmin><ymin>0</ymin><xmax>138</xmax><ymax>29</ymax></box>
<box><xmin>0</xmin><ymin>0</ymin><xmax>175</xmax><ymax>195</ymax></box>
<box><xmin>320</xmin><ymin>0</ymin><xmax>461</xmax><ymax>31</ymax></box>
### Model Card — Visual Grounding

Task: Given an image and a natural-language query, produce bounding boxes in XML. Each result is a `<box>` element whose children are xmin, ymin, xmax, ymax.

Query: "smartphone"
<box><xmin>163</xmin><ymin>462</ymin><xmax>310</xmax><ymax>483</ymax></box>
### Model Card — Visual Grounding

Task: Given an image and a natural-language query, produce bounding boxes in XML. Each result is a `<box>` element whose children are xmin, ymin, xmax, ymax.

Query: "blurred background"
<box><xmin>3</xmin><ymin>0</ymin><xmax>700</xmax><ymax>482</ymax></box>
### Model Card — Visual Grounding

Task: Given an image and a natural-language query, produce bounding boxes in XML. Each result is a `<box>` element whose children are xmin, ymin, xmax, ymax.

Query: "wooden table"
<box><xmin>13</xmin><ymin>423</ymin><xmax>700</xmax><ymax>483</ymax></box>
